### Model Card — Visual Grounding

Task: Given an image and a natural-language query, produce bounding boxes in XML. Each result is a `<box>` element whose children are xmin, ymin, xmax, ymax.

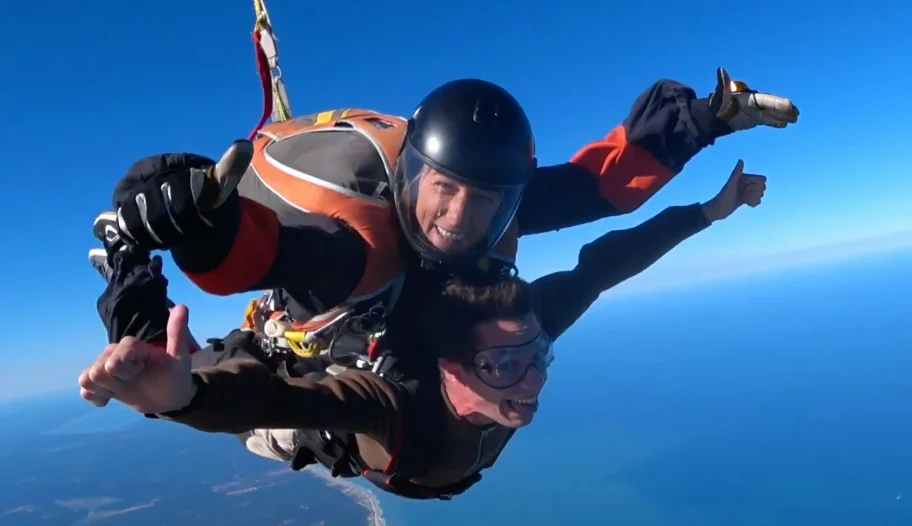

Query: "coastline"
<box><xmin>302</xmin><ymin>466</ymin><xmax>387</xmax><ymax>526</ymax></box>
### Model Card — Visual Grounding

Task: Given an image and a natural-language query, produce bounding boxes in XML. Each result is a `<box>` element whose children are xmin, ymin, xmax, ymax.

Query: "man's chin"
<box><xmin>427</xmin><ymin>234</ymin><xmax>459</xmax><ymax>252</ymax></box>
<box><xmin>499</xmin><ymin>400</ymin><xmax>538</xmax><ymax>428</ymax></box>
<box><xmin>500</xmin><ymin>414</ymin><xmax>535</xmax><ymax>428</ymax></box>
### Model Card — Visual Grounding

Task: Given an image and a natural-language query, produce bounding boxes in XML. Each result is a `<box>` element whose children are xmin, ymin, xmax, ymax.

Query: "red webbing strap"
<box><xmin>248</xmin><ymin>29</ymin><xmax>274</xmax><ymax>141</ymax></box>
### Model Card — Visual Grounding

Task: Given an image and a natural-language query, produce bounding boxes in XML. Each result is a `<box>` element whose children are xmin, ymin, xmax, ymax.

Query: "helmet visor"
<box><xmin>392</xmin><ymin>144</ymin><xmax>524</xmax><ymax>265</ymax></box>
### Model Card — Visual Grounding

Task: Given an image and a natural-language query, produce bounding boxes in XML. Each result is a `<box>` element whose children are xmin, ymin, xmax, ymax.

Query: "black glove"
<box><xmin>112</xmin><ymin>141</ymin><xmax>254</xmax><ymax>250</ymax></box>
<box><xmin>96</xmin><ymin>249</ymin><xmax>171</xmax><ymax>345</ymax></box>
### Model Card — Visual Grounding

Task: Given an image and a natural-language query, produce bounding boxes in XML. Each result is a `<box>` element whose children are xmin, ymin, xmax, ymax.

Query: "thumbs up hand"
<box><xmin>78</xmin><ymin>305</ymin><xmax>197</xmax><ymax>415</ymax></box>
<box><xmin>701</xmin><ymin>160</ymin><xmax>767</xmax><ymax>223</ymax></box>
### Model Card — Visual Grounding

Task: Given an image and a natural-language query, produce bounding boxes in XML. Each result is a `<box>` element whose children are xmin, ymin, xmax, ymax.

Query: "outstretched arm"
<box><xmin>155</xmin><ymin>359</ymin><xmax>403</xmax><ymax>438</ymax></box>
<box><xmin>517</xmin><ymin>80</ymin><xmax>730</xmax><ymax>236</ymax></box>
<box><xmin>80</xmin><ymin>305</ymin><xmax>406</xmax><ymax>448</ymax></box>
<box><xmin>532</xmin><ymin>160</ymin><xmax>765</xmax><ymax>340</ymax></box>
<box><xmin>516</xmin><ymin>70</ymin><xmax>796</xmax><ymax>236</ymax></box>
<box><xmin>170</xmin><ymin>175</ymin><xmax>367</xmax><ymax>306</ymax></box>
<box><xmin>112</xmin><ymin>151</ymin><xmax>368</xmax><ymax>307</ymax></box>
<box><xmin>532</xmin><ymin>204</ymin><xmax>710</xmax><ymax>341</ymax></box>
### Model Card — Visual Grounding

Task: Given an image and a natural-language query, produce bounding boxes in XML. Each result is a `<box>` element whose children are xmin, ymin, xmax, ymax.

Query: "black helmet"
<box><xmin>391</xmin><ymin>78</ymin><xmax>537</xmax><ymax>271</ymax></box>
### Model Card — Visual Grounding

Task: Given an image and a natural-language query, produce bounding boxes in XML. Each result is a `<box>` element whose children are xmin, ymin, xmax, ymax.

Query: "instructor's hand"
<box><xmin>78</xmin><ymin>305</ymin><xmax>196</xmax><ymax>415</ymax></box>
<box><xmin>112</xmin><ymin>140</ymin><xmax>253</xmax><ymax>250</ymax></box>
<box><xmin>710</xmin><ymin>67</ymin><xmax>800</xmax><ymax>130</ymax></box>
<box><xmin>701</xmin><ymin>160</ymin><xmax>767</xmax><ymax>223</ymax></box>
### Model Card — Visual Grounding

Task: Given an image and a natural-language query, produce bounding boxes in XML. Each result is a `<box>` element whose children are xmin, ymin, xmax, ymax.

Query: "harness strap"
<box><xmin>248</xmin><ymin>28</ymin><xmax>273</xmax><ymax>141</ymax></box>
<box><xmin>223</xmin><ymin>330</ymin><xmax>483</xmax><ymax>501</ymax></box>
<box><xmin>283</xmin><ymin>354</ymin><xmax>479</xmax><ymax>500</ymax></box>
<box><xmin>361</xmin><ymin>470</ymin><xmax>481</xmax><ymax>501</ymax></box>
<box><xmin>244</xmin><ymin>284</ymin><xmax>399</xmax><ymax>362</ymax></box>
<box><xmin>291</xmin><ymin>428</ymin><xmax>482</xmax><ymax>501</ymax></box>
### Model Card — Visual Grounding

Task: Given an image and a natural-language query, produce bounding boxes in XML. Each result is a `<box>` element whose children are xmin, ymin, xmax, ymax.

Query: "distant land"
<box><xmin>0</xmin><ymin>394</ymin><xmax>386</xmax><ymax>526</ymax></box>
<box><xmin>304</xmin><ymin>467</ymin><xmax>386</xmax><ymax>526</ymax></box>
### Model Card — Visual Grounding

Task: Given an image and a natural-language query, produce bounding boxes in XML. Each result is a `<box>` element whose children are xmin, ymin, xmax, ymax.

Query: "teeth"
<box><xmin>435</xmin><ymin>226</ymin><xmax>464</xmax><ymax>240</ymax></box>
<box><xmin>512</xmin><ymin>396</ymin><xmax>538</xmax><ymax>406</ymax></box>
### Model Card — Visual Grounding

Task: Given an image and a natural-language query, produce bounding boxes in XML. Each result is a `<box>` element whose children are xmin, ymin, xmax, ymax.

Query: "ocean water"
<box><xmin>377</xmin><ymin>247</ymin><xmax>912</xmax><ymax>526</ymax></box>
<box><xmin>1</xmin><ymin>248</ymin><xmax>908</xmax><ymax>526</ymax></box>
<box><xmin>0</xmin><ymin>394</ymin><xmax>371</xmax><ymax>525</ymax></box>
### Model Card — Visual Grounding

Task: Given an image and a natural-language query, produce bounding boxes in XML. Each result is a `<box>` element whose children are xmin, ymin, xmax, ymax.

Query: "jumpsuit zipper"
<box><xmin>468</xmin><ymin>428</ymin><xmax>494</xmax><ymax>477</ymax></box>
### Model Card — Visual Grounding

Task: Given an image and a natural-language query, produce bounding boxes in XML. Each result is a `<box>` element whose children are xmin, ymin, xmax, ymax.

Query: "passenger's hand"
<box><xmin>709</xmin><ymin>67</ymin><xmax>799</xmax><ymax>130</ymax></box>
<box><xmin>701</xmin><ymin>160</ymin><xmax>767</xmax><ymax>223</ymax></box>
<box><xmin>78</xmin><ymin>305</ymin><xmax>196</xmax><ymax>415</ymax></box>
<box><xmin>113</xmin><ymin>140</ymin><xmax>253</xmax><ymax>250</ymax></box>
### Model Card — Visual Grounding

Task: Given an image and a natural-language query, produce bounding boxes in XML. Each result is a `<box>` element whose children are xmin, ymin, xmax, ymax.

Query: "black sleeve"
<box><xmin>516</xmin><ymin>80</ymin><xmax>733</xmax><ymax>236</ymax></box>
<box><xmin>532</xmin><ymin>204</ymin><xmax>710</xmax><ymax>340</ymax></box>
<box><xmin>170</xmin><ymin>195</ymin><xmax>368</xmax><ymax>310</ymax></box>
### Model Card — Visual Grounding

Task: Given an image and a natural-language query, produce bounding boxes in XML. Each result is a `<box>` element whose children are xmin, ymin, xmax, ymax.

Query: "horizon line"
<box><xmin>607</xmin><ymin>228</ymin><xmax>912</xmax><ymax>296</ymax></box>
<box><xmin>1</xmin><ymin>232</ymin><xmax>910</xmax><ymax>404</ymax></box>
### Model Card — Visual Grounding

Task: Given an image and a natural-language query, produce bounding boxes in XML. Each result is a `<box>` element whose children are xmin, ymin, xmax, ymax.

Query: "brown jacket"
<box><xmin>157</xmin><ymin>203</ymin><xmax>710</xmax><ymax>491</ymax></box>
<box><xmin>159</xmin><ymin>357</ymin><xmax>513</xmax><ymax>490</ymax></box>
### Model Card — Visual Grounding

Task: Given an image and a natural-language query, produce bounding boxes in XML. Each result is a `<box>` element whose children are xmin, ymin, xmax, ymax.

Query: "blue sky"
<box><xmin>0</xmin><ymin>0</ymin><xmax>909</xmax><ymax>401</ymax></box>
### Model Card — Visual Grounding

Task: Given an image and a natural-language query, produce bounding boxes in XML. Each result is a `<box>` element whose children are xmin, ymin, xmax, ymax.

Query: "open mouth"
<box><xmin>505</xmin><ymin>395</ymin><xmax>539</xmax><ymax>415</ymax></box>
<box><xmin>434</xmin><ymin>225</ymin><xmax>465</xmax><ymax>241</ymax></box>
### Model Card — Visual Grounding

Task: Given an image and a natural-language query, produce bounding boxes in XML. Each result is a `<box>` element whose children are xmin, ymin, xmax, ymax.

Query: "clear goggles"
<box><xmin>473</xmin><ymin>331</ymin><xmax>554</xmax><ymax>389</ymax></box>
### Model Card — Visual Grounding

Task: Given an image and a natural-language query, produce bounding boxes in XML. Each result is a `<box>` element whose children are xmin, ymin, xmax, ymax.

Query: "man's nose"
<box><xmin>520</xmin><ymin>367</ymin><xmax>546</xmax><ymax>392</ymax></box>
<box><xmin>442</xmin><ymin>191</ymin><xmax>468</xmax><ymax>223</ymax></box>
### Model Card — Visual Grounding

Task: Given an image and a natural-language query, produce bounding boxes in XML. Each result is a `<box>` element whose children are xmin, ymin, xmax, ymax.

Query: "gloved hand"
<box><xmin>112</xmin><ymin>140</ymin><xmax>253</xmax><ymax>250</ymax></box>
<box><xmin>97</xmin><ymin>249</ymin><xmax>172</xmax><ymax>345</ymax></box>
<box><xmin>709</xmin><ymin>67</ymin><xmax>800</xmax><ymax>131</ymax></box>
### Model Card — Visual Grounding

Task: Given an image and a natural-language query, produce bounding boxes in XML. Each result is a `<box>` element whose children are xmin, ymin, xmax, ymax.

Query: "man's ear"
<box><xmin>438</xmin><ymin>359</ymin><xmax>463</xmax><ymax>383</ymax></box>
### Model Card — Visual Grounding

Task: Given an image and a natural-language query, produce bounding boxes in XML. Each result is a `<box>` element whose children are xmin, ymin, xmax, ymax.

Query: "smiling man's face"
<box><xmin>413</xmin><ymin>168</ymin><xmax>502</xmax><ymax>254</ymax></box>
<box><xmin>440</xmin><ymin>312</ymin><xmax>550</xmax><ymax>428</ymax></box>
